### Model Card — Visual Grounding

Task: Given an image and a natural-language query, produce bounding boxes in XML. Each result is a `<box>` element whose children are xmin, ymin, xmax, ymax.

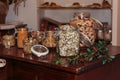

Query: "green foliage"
<box><xmin>53</xmin><ymin>41</ymin><xmax>115</xmax><ymax>65</ymax></box>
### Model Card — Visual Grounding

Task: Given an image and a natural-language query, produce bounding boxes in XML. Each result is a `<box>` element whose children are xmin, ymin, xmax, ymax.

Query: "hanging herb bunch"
<box><xmin>53</xmin><ymin>41</ymin><xmax>115</xmax><ymax>65</ymax></box>
<box><xmin>0</xmin><ymin>0</ymin><xmax>27</xmax><ymax>15</ymax></box>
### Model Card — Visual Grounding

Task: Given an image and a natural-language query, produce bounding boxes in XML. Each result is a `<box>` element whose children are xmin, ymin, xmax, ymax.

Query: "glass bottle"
<box><xmin>57</xmin><ymin>25</ymin><xmax>79</xmax><ymax>57</ymax></box>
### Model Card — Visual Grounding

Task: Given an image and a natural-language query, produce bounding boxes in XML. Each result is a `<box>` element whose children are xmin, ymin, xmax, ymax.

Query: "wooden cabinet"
<box><xmin>13</xmin><ymin>64</ymin><xmax>38</xmax><ymax>80</ymax></box>
<box><xmin>0</xmin><ymin>67</ymin><xmax>7</xmax><ymax>80</ymax></box>
<box><xmin>3</xmin><ymin>54</ymin><xmax>120</xmax><ymax>80</ymax></box>
<box><xmin>6</xmin><ymin>60</ymin><xmax>75</xmax><ymax>80</ymax></box>
<box><xmin>0</xmin><ymin>45</ymin><xmax>120</xmax><ymax>80</ymax></box>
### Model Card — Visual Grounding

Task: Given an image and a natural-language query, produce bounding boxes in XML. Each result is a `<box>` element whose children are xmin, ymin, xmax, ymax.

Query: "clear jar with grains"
<box><xmin>2</xmin><ymin>35</ymin><xmax>15</xmax><ymax>48</ymax></box>
<box><xmin>42</xmin><ymin>31</ymin><xmax>56</xmax><ymax>48</ymax></box>
<box><xmin>57</xmin><ymin>25</ymin><xmax>80</xmax><ymax>57</ymax></box>
<box><xmin>23</xmin><ymin>37</ymin><xmax>38</xmax><ymax>54</ymax></box>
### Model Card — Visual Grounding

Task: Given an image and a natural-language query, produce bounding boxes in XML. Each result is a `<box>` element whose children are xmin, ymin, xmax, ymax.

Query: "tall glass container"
<box><xmin>17</xmin><ymin>28</ymin><xmax>28</xmax><ymax>48</ymax></box>
<box><xmin>58</xmin><ymin>25</ymin><xmax>79</xmax><ymax>57</ymax></box>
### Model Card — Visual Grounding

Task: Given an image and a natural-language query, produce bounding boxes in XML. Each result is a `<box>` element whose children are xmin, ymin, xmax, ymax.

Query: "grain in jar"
<box><xmin>23</xmin><ymin>37</ymin><xmax>38</xmax><ymax>54</ymax></box>
<box><xmin>58</xmin><ymin>25</ymin><xmax>79</xmax><ymax>57</ymax></box>
<box><xmin>2</xmin><ymin>35</ymin><xmax>15</xmax><ymax>48</ymax></box>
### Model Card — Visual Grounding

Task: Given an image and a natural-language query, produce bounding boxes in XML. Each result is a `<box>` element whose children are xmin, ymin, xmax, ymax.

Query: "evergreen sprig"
<box><xmin>54</xmin><ymin>41</ymin><xmax>115</xmax><ymax>65</ymax></box>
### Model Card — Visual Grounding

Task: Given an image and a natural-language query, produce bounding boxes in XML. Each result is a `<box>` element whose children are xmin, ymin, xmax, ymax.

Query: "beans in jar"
<box><xmin>58</xmin><ymin>25</ymin><xmax>79</xmax><ymax>57</ymax></box>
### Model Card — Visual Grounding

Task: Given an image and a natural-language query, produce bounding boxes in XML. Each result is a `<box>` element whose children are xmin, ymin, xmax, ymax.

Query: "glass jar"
<box><xmin>30</xmin><ymin>31</ymin><xmax>45</xmax><ymax>44</ymax></box>
<box><xmin>2</xmin><ymin>35</ymin><xmax>15</xmax><ymax>48</ymax></box>
<box><xmin>70</xmin><ymin>12</ymin><xmax>97</xmax><ymax>47</ymax></box>
<box><xmin>17</xmin><ymin>28</ymin><xmax>28</xmax><ymax>48</ymax></box>
<box><xmin>42</xmin><ymin>31</ymin><xmax>56</xmax><ymax>48</ymax></box>
<box><xmin>23</xmin><ymin>37</ymin><xmax>38</xmax><ymax>54</ymax></box>
<box><xmin>57</xmin><ymin>25</ymin><xmax>79</xmax><ymax>57</ymax></box>
<box><xmin>104</xmin><ymin>28</ymin><xmax>112</xmax><ymax>41</ymax></box>
<box><xmin>97</xmin><ymin>29</ymin><xmax>104</xmax><ymax>40</ymax></box>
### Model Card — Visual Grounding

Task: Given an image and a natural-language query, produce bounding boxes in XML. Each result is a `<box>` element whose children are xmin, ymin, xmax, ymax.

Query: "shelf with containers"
<box><xmin>37</xmin><ymin>0</ymin><xmax>112</xmax><ymax>42</ymax></box>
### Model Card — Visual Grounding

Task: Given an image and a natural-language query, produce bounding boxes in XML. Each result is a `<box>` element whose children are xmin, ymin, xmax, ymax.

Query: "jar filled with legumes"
<box><xmin>57</xmin><ymin>25</ymin><xmax>80</xmax><ymax>57</ymax></box>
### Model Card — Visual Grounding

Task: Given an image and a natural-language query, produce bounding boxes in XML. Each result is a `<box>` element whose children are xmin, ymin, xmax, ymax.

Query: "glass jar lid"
<box><xmin>79</xmin><ymin>32</ymin><xmax>93</xmax><ymax>47</ymax></box>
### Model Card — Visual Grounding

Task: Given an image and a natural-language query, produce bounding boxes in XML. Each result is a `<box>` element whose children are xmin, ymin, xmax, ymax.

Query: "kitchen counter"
<box><xmin>0</xmin><ymin>45</ymin><xmax>120</xmax><ymax>80</ymax></box>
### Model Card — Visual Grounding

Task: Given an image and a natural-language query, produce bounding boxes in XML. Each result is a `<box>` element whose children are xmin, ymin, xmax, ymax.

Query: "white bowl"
<box><xmin>31</xmin><ymin>45</ymin><xmax>49</xmax><ymax>57</ymax></box>
<box><xmin>0</xmin><ymin>59</ymin><xmax>6</xmax><ymax>68</ymax></box>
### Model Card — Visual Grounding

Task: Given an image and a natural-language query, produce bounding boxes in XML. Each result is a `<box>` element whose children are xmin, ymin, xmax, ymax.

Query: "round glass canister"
<box><xmin>58</xmin><ymin>25</ymin><xmax>80</xmax><ymax>57</ymax></box>
<box><xmin>2</xmin><ymin>35</ymin><xmax>15</xmax><ymax>48</ymax></box>
<box><xmin>17</xmin><ymin>28</ymin><xmax>28</xmax><ymax>48</ymax></box>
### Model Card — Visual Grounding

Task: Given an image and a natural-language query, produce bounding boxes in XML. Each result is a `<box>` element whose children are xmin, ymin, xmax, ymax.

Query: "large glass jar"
<box><xmin>58</xmin><ymin>25</ymin><xmax>79</xmax><ymax>57</ymax></box>
<box><xmin>70</xmin><ymin>12</ymin><xmax>101</xmax><ymax>47</ymax></box>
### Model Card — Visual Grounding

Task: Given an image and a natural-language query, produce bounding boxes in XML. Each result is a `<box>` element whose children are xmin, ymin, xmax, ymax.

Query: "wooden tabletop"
<box><xmin>0</xmin><ymin>45</ymin><xmax>120</xmax><ymax>74</ymax></box>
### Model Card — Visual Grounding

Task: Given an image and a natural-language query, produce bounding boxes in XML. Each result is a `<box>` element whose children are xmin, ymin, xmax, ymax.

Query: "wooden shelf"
<box><xmin>39</xmin><ymin>6</ymin><xmax>112</xmax><ymax>10</ymax></box>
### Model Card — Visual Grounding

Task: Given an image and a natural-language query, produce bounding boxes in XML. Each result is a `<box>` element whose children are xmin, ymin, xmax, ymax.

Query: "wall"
<box><xmin>6</xmin><ymin>0</ymin><xmax>38</xmax><ymax>31</ymax></box>
<box><xmin>116</xmin><ymin>0</ymin><xmax>120</xmax><ymax>45</ymax></box>
<box><xmin>112</xmin><ymin>0</ymin><xmax>119</xmax><ymax>46</ymax></box>
<box><xmin>6</xmin><ymin>0</ymin><xmax>112</xmax><ymax>30</ymax></box>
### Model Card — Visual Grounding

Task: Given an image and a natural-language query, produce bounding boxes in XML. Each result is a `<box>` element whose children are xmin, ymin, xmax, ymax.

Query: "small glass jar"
<box><xmin>104</xmin><ymin>28</ymin><xmax>112</xmax><ymax>41</ymax></box>
<box><xmin>42</xmin><ymin>31</ymin><xmax>56</xmax><ymax>48</ymax></box>
<box><xmin>2</xmin><ymin>35</ymin><xmax>15</xmax><ymax>48</ymax></box>
<box><xmin>97</xmin><ymin>29</ymin><xmax>104</xmax><ymax>40</ymax></box>
<box><xmin>23</xmin><ymin>37</ymin><xmax>38</xmax><ymax>54</ymax></box>
<box><xmin>57</xmin><ymin>25</ymin><xmax>80</xmax><ymax>57</ymax></box>
<box><xmin>17</xmin><ymin>28</ymin><xmax>28</xmax><ymax>48</ymax></box>
<box><xmin>30</xmin><ymin>31</ymin><xmax>44</xmax><ymax>44</ymax></box>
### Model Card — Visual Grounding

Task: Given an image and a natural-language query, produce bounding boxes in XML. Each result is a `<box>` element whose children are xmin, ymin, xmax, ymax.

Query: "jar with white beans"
<box><xmin>57</xmin><ymin>25</ymin><xmax>80</xmax><ymax>57</ymax></box>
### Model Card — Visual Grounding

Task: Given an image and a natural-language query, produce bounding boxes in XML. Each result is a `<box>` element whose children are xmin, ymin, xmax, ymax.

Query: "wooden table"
<box><xmin>0</xmin><ymin>45</ymin><xmax>120</xmax><ymax>80</ymax></box>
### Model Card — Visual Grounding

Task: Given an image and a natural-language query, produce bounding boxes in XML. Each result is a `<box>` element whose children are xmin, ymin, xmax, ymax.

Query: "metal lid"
<box><xmin>17</xmin><ymin>28</ymin><xmax>28</xmax><ymax>31</ymax></box>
